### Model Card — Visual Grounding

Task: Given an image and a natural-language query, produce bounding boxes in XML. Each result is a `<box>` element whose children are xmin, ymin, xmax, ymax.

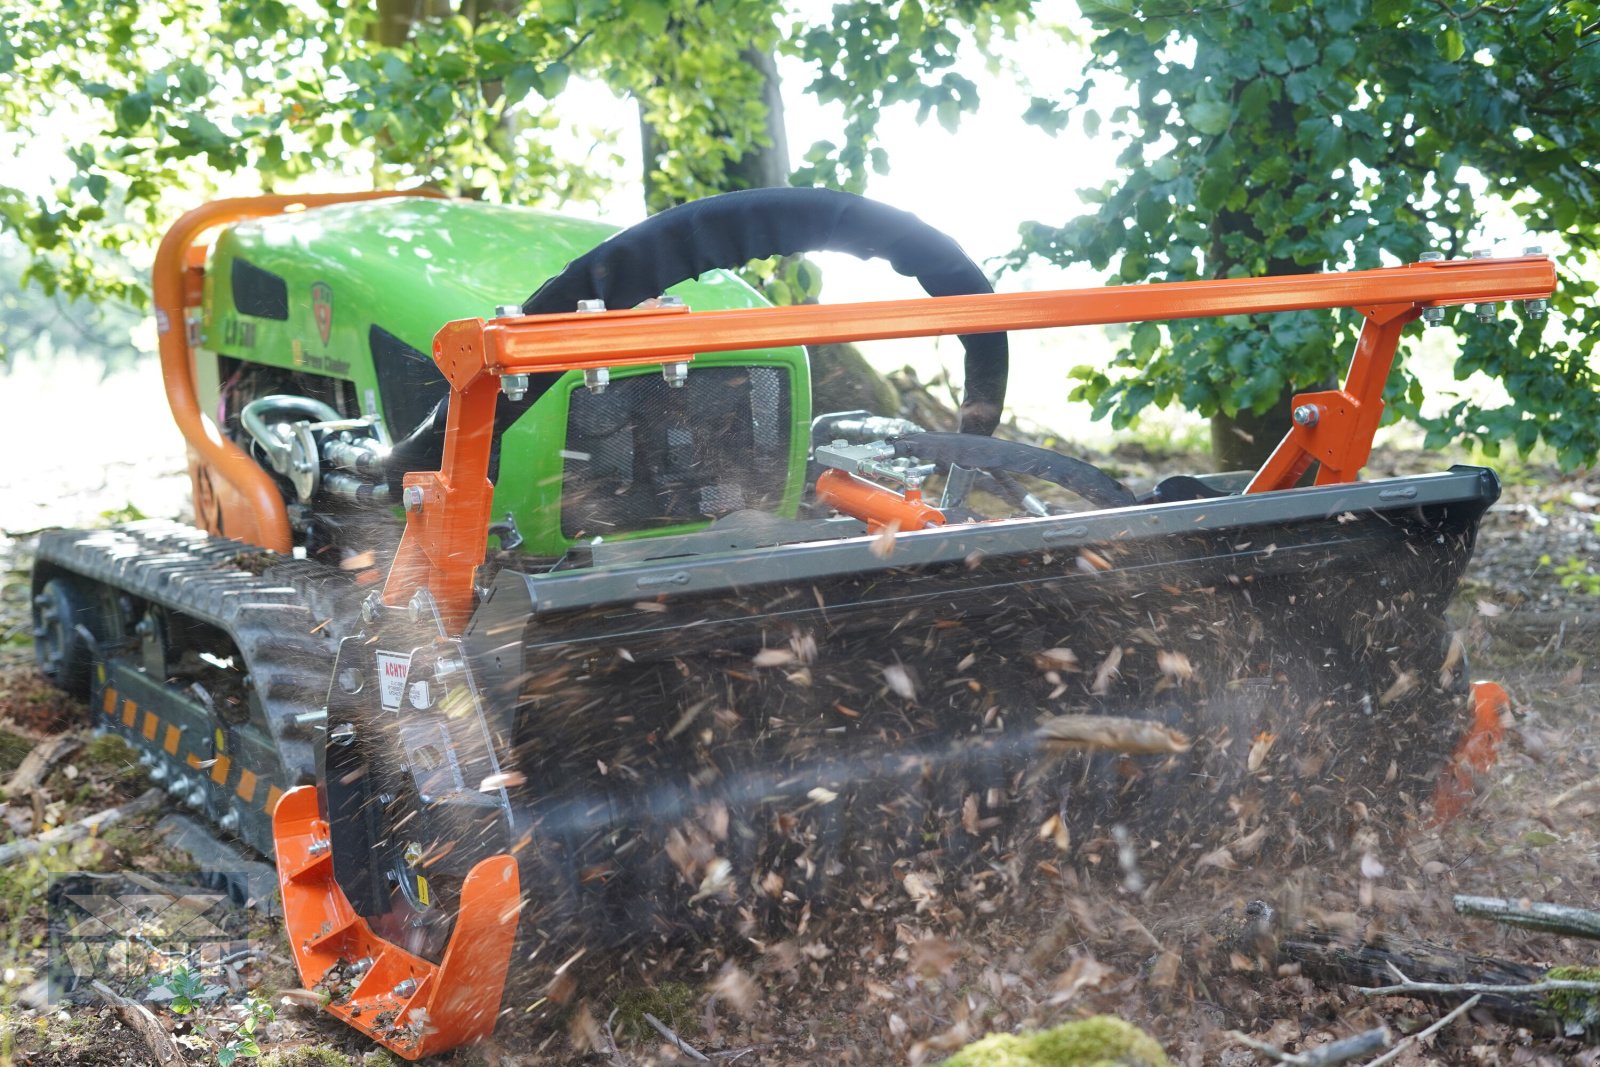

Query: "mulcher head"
<box><xmin>257</xmin><ymin>189</ymin><xmax>1553</xmax><ymax>1058</ymax></box>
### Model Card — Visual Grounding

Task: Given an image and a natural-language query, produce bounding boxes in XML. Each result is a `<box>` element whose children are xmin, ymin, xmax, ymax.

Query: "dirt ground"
<box><xmin>0</xmin><ymin>424</ymin><xmax>1597</xmax><ymax>1066</ymax></box>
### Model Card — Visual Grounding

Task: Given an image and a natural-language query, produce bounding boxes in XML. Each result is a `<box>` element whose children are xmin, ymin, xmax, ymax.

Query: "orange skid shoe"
<box><xmin>1430</xmin><ymin>681</ymin><xmax>1511</xmax><ymax>825</ymax></box>
<box><xmin>272</xmin><ymin>786</ymin><xmax>521</xmax><ymax>1059</ymax></box>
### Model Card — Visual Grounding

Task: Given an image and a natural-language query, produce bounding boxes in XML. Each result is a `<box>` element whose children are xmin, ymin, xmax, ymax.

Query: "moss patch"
<box><xmin>611</xmin><ymin>980</ymin><xmax>701</xmax><ymax>1042</ymax></box>
<box><xmin>0</xmin><ymin>728</ymin><xmax>34</xmax><ymax>776</ymax></box>
<box><xmin>258</xmin><ymin>1048</ymin><xmax>360</xmax><ymax>1067</ymax></box>
<box><xmin>1543</xmin><ymin>965</ymin><xmax>1600</xmax><ymax>1034</ymax></box>
<box><xmin>942</xmin><ymin>1016</ymin><xmax>1169</xmax><ymax>1067</ymax></box>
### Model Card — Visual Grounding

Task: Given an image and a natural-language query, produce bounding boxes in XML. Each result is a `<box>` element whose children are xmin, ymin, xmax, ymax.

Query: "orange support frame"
<box><xmin>273</xmin><ymin>786</ymin><xmax>520</xmax><ymax>1059</ymax></box>
<box><xmin>154</xmin><ymin>191</ymin><xmax>439</xmax><ymax>552</ymax></box>
<box><xmin>383</xmin><ymin>253</ymin><xmax>1554</xmax><ymax>633</ymax></box>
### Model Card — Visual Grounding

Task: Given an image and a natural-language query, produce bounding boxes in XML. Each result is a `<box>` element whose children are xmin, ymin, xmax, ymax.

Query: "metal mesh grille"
<box><xmin>560</xmin><ymin>366</ymin><xmax>791</xmax><ymax>538</ymax></box>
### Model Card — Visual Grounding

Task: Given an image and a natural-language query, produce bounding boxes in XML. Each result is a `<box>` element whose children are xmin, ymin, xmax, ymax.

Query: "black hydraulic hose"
<box><xmin>891</xmin><ymin>431</ymin><xmax>1136</xmax><ymax>510</ymax></box>
<box><xmin>387</xmin><ymin>190</ymin><xmax>1011</xmax><ymax>486</ymax></box>
<box><xmin>518</xmin><ymin>188</ymin><xmax>1008</xmax><ymax>436</ymax></box>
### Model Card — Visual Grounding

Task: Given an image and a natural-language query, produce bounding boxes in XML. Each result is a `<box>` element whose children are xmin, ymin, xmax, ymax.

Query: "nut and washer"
<box><xmin>402</xmin><ymin>485</ymin><xmax>426</xmax><ymax>513</ymax></box>
<box><xmin>1292</xmin><ymin>404</ymin><xmax>1320</xmax><ymax>428</ymax></box>
<box><xmin>501</xmin><ymin>373</ymin><xmax>530</xmax><ymax>401</ymax></box>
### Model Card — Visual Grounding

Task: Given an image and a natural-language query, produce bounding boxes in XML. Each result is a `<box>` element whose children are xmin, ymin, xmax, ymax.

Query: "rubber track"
<box><xmin>34</xmin><ymin>520</ymin><xmax>358</xmax><ymax>856</ymax></box>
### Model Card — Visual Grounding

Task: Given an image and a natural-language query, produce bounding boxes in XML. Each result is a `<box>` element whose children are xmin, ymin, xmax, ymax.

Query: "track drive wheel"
<box><xmin>33</xmin><ymin>576</ymin><xmax>96</xmax><ymax>698</ymax></box>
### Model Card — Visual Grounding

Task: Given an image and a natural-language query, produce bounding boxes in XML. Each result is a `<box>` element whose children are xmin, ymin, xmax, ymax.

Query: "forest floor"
<box><xmin>0</xmin><ymin>421</ymin><xmax>1597</xmax><ymax>1067</ymax></box>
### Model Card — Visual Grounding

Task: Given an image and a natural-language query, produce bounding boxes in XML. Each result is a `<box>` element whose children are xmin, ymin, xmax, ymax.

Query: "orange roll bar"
<box><xmin>388</xmin><ymin>254</ymin><xmax>1554</xmax><ymax>633</ymax></box>
<box><xmin>153</xmin><ymin>191</ymin><xmax>437</xmax><ymax>552</ymax></box>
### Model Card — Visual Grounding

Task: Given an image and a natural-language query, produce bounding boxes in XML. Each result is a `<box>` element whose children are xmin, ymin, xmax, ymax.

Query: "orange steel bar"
<box><xmin>154</xmin><ymin>192</ymin><xmax>437</xmax><ymax>552</ymax></box>
<box><xmin>479</xmin><ymin>256</ymin><xmax>1554</xmax><ymax>370</ymax></box>
<box><xmin>393</xmin><ymin>254</ymin><xmax>1554</xmax><ymax>632</ymax></box>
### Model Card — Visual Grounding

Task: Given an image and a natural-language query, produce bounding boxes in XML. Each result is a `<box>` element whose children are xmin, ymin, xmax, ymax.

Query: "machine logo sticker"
<box><xmin>376</xmin><ymin>650</ymin><xmax>412</xmax><ymax>711</ymax></box>
<box><xmin>311</xmin><ymin>280</ymin><xmax>334</xmax><ymax>345</ymax></box>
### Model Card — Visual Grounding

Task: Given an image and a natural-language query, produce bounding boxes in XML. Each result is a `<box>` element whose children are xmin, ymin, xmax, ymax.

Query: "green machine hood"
<box><xmin>202</xmin><ymin>197</ymin><xmax>812</xmax><ymax>555</ymax></box>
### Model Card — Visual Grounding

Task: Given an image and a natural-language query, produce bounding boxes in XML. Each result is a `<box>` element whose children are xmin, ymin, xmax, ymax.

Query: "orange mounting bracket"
<box><xmin>273</xmin><ymin>786</ymin><xmax>521</xmax><ymax>1060</ymax></box>
<box><xmin>384</xmin><ymin>253</ymin><xmax>1554</xmax><ymax>635</ymax></box>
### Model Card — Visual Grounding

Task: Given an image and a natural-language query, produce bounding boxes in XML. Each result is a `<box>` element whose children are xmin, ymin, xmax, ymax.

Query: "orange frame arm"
<box><xmin>154</xmin><ymin>191</ymin><xmax>438</xmax><ymax>552</ymax></box>
<box><xmin>385</xmin><ymin>254</ymin><xmax>1554</xmax><ymax>632</ymax></box>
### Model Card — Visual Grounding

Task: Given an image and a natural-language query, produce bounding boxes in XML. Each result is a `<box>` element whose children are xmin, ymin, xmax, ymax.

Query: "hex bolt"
<box><xmin>330</xmin><ymin>722</ymin><xmax>356</xmax><ymax>747</ymax></box>
<box><xmin>662</xmin><ymin>362</ymin><xmax>689</xmax><ymax>388</ymax></box>
<box><xmin>393</xmin><ymin>979</ymin><xmax>418</xmax><ymax>999</ymax></box>
<box><xmin>408</xmin><ymin>589</ymin><xmax>431</xmax><ymax>624</ymax></box>
<box><xmin>1418</xmin><ymin>250</ymin><xmax>1444</xmax><ymax>326</ymax></box>
<box><xmin>402</xmin><ymin>486</ymin><xmax>425</xmax><ymax>513</ymax></box>
<box><xmin>1520</xmin><ymin>247</ymin><xmax>1549</xmax><ymax>318</ymax></box>
<box><xmin>308</xmin><ymin>838</ymin><xmax>331</xmax><ymax>856</ymax></box>
<box><xmin>1469</xmin><ymin>249</ymin><xmax>1500</xmax><ymax>322</ymax></box>
<box><xmin>1292</xmin><ymin>404</ymin><xmax>1321</xmax><ymax>428</ymax></box>
<box><xmin>500</xmin><ymin>373</ymin><xmax>530</xmax><ymax>401</ymax></box>
<box><xmin>360</xmin><ymin>591</ymin><xmax>384</xmax><ymax>624</ymax></box>
<box><xmin>583</xmin><ymin>367</ymin><xmax>610</xmax><ymax>395</ymax></box>
<box><xmin>494</xmin><ymin>304</ymin><xmax>522</xmax><ymax>318</ymax></box>
<box><xmin>349</xmin><ymin>956</ymin><xmax>374</xmax><ymax>975</ymax></box>
<box><xmin>576</xmin><ymin>298</ymin><xmax>606</xmax><ymax>313</ymax></box>
<box><xmin>657</xmin><ymin>294</ymin><xmax>685</xmax><ymax>308</ymax></box>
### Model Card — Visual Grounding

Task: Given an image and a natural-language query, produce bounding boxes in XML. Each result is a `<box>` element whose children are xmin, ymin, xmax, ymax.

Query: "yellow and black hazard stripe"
<box><xmin>99</xmin><ymin>682</ymin><xmax>285</xmax><ymax>817</ymax></box>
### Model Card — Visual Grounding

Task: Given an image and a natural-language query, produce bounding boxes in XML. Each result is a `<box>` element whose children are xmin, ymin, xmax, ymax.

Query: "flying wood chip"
<box><xmin>1035</xmin><ymin>714</ymin><xmax>1192</xmax><ymax>755</ymax></box>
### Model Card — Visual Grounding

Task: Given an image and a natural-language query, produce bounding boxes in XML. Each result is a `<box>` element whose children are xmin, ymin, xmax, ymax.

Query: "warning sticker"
<box><xmin>376</xmin><ymin>651</ymin><xmax>412</xmax><ymax>712</ymax></box>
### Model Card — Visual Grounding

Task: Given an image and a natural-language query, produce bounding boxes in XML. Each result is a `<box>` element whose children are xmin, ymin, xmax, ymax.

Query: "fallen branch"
<box><xmin>1360</xmin><ymin>978</ymin><xmax>1600</xmax><ymax>998</ymax></box>
<box><xmin>5</xmin><ymin>734</ymin><xmax>83</xmax><ymax>793</ymax></box>
<box><xmin>0</xmin><ymin>787</ymin><xmax>163</xmax><ymax>865</ymax></box>
<box><xmin>91</xmin><ymin>979</ymin><xmax>184</xmax><ymax>1066</ymax></box>
<box><xmin>1361</xmin><ymin>995</ymin><xmax>1480</xmax><ymax>1067</ymax></box>
<box><xmin>1455</xmin><ymin>894</ymin><xmax>1600</xmax><ymax>941</ymax></box>
<box><xmin>1279</xmin><ymin>925</ymin><xmax>1554</xmax><ymax>1031</ymax></box>
<box><xmin>1230</xmin><ymin>1025</ymin><xmax>1389</xmax><ymax>1066</ymax></box>
<box><xmin>643</xmin><ymin>1012</ymin><xmax>709</xmax><ymax>1062</ymax></box>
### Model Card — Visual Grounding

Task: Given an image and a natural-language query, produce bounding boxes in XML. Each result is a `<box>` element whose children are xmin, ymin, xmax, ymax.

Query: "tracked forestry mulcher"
<box><xmin>31</xmin><ymin>187</ymin><xmax>1552</xmax><ymax>1057</ymax></box>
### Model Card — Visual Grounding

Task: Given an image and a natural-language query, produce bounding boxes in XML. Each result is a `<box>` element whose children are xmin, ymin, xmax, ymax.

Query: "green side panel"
<box><xmin>201</xmin><ymin>197</ymin><xmax>811</xmax><ymax>555</ymax></box>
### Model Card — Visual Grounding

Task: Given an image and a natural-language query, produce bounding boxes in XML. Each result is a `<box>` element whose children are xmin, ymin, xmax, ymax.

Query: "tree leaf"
<box><xmin>1184</xmin><ymin>99</ymin><xmax>1232</xmax><ymax>136</ymax></box>
<box><xmin>1440</xmin><ymin>27</ymin><xmax>1465</xmax><ymax>62</ymax></box>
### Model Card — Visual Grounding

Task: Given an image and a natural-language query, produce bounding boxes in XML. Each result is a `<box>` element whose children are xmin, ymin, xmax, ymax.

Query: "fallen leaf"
<box><xmin>1091</xmin><ymin>645</ymin><xmax>1124</xmax><ymax>695</ymax></box>
<box><xmin>1037</xmin><ymin>713</ymin><xmax>1191</xmax><ymax>755</ymax></box>
<box><xmin>1031</xmin><ymin>647</ymin><xmax>1080</xmax><ymax>672</ymax></box>
<box><xmin>1247</xmin><ymin>731</ymin><xmax>1276</xmax><ymax>772</ymax></box>
<box><xmin>1157</xmin><ymin>649</ymin><xmax>1194</xmax><ymax>682</ymax></box>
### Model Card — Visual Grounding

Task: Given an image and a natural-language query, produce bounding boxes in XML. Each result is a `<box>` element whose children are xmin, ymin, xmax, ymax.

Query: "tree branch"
<box><xmin>1454</xmin><ymin>895</ymin><xmax>1600</xmax><ymax>940</ymax></box>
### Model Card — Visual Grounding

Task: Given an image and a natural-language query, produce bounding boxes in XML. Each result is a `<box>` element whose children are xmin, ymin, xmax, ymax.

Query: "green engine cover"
<box><xmin>199</xmin><ymin>197</ymin><xmax>811</xmax><ymax>556</ymax></box>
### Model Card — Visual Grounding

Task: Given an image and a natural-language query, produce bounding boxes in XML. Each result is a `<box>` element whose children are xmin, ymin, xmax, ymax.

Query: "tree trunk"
<box><xmin>637</xmin><ymin>40</ymin><xmax>897</xmax><ymax>421</ymax></box>
<box><xmin>1209</xmin><ymin>386</ymin><xmax>1295</xmax><ymax>472</ymax></box>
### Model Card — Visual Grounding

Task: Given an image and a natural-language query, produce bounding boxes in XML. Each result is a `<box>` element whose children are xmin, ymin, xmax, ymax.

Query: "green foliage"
<box><xmin>1013</xmin><ymin>0</ymin><xmax>1600</xmax><ymax>467</ymax></box>
<box><xmin>151</xmin><ymin>965</ymin><xmax>274</xmax><ymax>1067</ymax></box>
<box><xmin>1539</xmin><ymin>553</ymin><xmax>1600</xmax><ymax>596</ymax></box>
<box><xmin>151</xmin><ymin>964</ymin><xmax>214</xmax><ymax>1016</ymax></box>
<box><xmin>941</xmin><ymin>1015</ymin><xmax>1169</xmax><ymax>1066</ymax></box>
<box><xmin>0</xmin><ymin>0</ymin><xmax>1026</xmax><ymax>338</ymax></box>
